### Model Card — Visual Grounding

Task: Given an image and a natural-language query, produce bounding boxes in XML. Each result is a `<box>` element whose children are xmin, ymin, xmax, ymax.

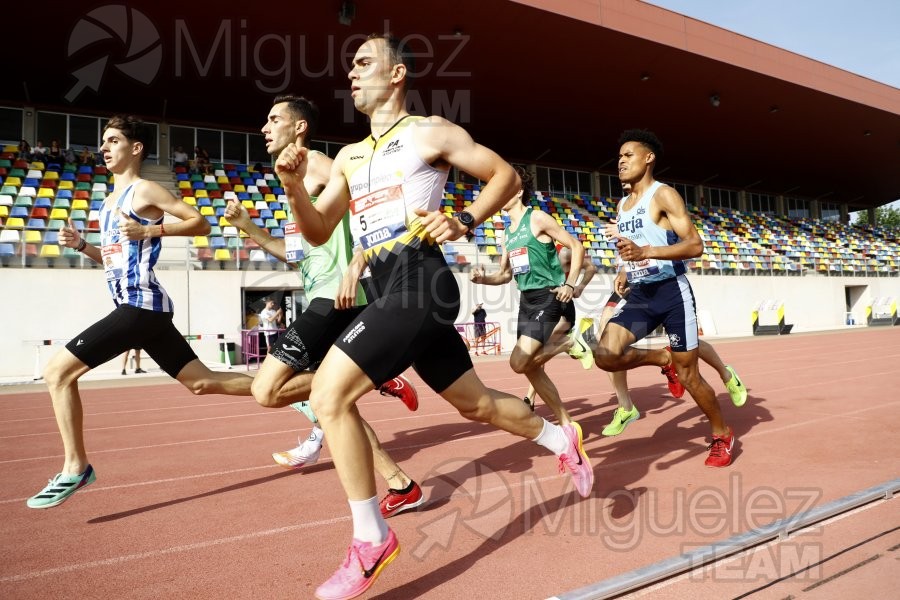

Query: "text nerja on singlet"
<box><xmin>617</xmin><ymin>215</ymin><xmax>644</xmax><ymax>235</ymax></box>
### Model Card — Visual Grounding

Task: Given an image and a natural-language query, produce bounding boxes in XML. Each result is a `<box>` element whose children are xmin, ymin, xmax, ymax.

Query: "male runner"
<box><xmin>224</xmin><ymin>95</ymin><xmax>424</xmax><ymax>517</ymax></box>
<box><xmin>597</xmin><ymin>182</ymin><xmax>747</xmax><ymax>436</ymax></box>
<box><xmin>471</xmin><ymin>166</ymin><xmax>592</xmax><ymax>426</ymax></box>
<box><xmin>277</xmin><ymin>35</ymin><xmax>593</xmax><ymax>600</ymax></box>
<box><xmin>594</xmin><ymin>129</ymin><xmax>739</xmax><ymax>467</ymax></box>
<box><xmin>27</xmin><ymin>116</ymin><xmax>254</xmax><ymax>509</ymax></box>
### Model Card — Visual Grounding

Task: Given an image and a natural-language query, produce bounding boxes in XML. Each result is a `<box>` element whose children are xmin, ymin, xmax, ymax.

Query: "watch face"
<box><xmin>458</xmin><ymin>211</ymin><xmax>475</xmax><ymax>227</ymax></box>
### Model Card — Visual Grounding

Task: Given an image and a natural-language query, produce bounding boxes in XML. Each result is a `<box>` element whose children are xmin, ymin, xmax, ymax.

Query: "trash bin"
<box><xmin>219</xmin><ymin>342</ymin><xmax>237</xmax><ymax>364</ymax></box>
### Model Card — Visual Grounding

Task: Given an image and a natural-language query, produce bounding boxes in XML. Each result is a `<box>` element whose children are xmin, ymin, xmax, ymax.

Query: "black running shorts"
<box><xmin>334</xmin><ymin>254</ymin><xmax>472</xmax><ymax>392</ymax></box>
<box><xmin>269</xmin><ymin>297</ymin><xmax>365</xmax><ymax>372</ymax></box>
<box><xmin>66</xmin><ymin>304</ymin><xmax>197</xmax><ymax>377</ymax></box>
<box><xmin>516</xmin><ymin>287</ymin><xmax>567</xmax><ymax>345</ymax></box>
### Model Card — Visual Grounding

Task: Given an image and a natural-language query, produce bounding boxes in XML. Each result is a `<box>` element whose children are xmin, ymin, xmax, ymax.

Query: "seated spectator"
<box><xmin>193</xmin><ymin>146</ymin><xmax>210</xmax><ymax>174</ymax></box>
<box><xmin>172</xmin><ymin>145</ymin><xmax>189</xmax><ymax>170</ymax></box>
<box><xmin>17</xmin><ymin>139</ymin><xmax>31</xmax><ymax>159</ymax></box>
<box><xmin>64</xmin><ymin>146</ymin><xmax>76</xmax><ymax>164</ymax></box>
<box><xmin>31</xmin><ymin>139</ymin><xmax>47</xmax><ymax>160</ymax></box>
<box><xmin>79</xmin><ymin>146</ymin><xmax>93</xmax><ymax>165</ymax></box>
<box><xmin>47</xmin><ymin>140</ymin><xmax>64</xmax><ymax>166</ymax></box>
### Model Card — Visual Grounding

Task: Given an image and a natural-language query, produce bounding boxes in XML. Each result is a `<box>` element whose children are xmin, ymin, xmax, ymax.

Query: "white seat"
<box><xmin>18</xmin><ymin>186</ymin><xmax>37</xmax><ymax>197</ymax></box>
<box><xmin>0</xmin><ymin>194</ymin><xmax>13</xmax><ymax>207</ymax></box>
<box><xmin>91</xmin><ymin>183</ymin><xmax>108</xmax><ymax>192</ymax></box>
<box><xmin>249</xmin><ymin>249</ymin><xmax>267</xmax><ymax>261</ymax></box>
<box><xmin>223</xmin><ymin>226</ymin><xmax>238</xmax><ymax>237</ymax></box>
<box><xmin>0</xmin><ymin>229</ymin><xmax>21</xmax><ymax>243</ymax></box>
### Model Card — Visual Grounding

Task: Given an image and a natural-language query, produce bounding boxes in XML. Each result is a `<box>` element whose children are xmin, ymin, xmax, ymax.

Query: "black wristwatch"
<box><xmin>456</xmin><ymin>210</ymin><xmax>476</xmax><ymax>232</ymax></box>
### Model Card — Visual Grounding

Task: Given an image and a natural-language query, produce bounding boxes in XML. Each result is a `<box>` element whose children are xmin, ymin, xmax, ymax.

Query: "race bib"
<box><xmin>509</xmin><ymin>247</ymin><xmax>531</xmax><ymax>275</ymax></box>
<box><xmin>102</xmin><ymin>244</ymin><xmax>125</xmax><ymax>281</ymax></box>
<box><xmin>283</xmin><ymin>222</ymin><xmax>305</xmax><ymax>263</ymax></box>
<box><xmin>624</xmin><ymin>258</ymin><xmax>660</xmax><ymax>282</ymax></box>
<box><xmin>350</xmin><ymin>185</ymin><xmax>408</xmax><ymax>250</ymax></box>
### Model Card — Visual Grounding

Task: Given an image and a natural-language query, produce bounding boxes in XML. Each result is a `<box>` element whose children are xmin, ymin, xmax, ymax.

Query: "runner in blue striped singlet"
<box><xmin>27</xmin><ymin>116</ymin><xmax>253</xmax><ymax>510</ymax></box>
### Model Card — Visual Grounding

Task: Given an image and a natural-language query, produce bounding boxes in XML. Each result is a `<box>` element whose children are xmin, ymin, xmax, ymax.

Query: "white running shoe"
<box><xmin>272</xmin><ymin>436</ymin><xmax>322</xmax><ymax>469</ymax></box>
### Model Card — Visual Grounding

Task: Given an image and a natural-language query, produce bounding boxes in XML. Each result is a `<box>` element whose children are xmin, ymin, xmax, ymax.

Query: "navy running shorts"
<box><xmin>607</xmin><ymin>275</ymin><xmax>699</xmax><ymax>352</ymax></box>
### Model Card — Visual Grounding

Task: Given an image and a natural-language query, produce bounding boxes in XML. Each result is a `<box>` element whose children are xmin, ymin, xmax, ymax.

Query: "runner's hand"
<box><xmin>275</xmin><ymin>143</ymin><xmax>308</xmax><ymax>189</ymax></box>
<box><xmin>414</xmin><ymin>208</ymin><xmax>468</xmax><ymax>243</ymax></box>
<box><xmin>552</xmin><ymin>284</ymin><xmax>574</xmax><ymax>303</ymax></box>
<box><xmin>224</xmin><ymin>200</ymin><xmax>251</xmax><ymax>229</ymax></box>
<box><xmin>603</xmin><ymin>219</ymin><xmax>620</xmax><ymax>242</ymax></box>
<box><xmin>59</xmin><ymin>218</ymin><xmax>82</xmax><ymax>248</ymax></box>
<box><xmin>614</xmin><ymin>270</ymin><xmax>629</xmax><ymax>296</ymax></box>
<box><xmin>470</xmin><ymin>265</ymin><xmax>485</xmax><ymax>282</ymax></box>
<box><xmin>117</xmin><ymin>210</ymin><xmax>148</xmax><ymax>241</ymax></box>
<box><xmin>615</xmin><ymin>237</ymin><xmax>647</xmax><ymax>262</ymax></box>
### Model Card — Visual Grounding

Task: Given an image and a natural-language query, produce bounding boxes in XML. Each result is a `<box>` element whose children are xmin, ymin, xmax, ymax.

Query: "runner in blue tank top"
<box><xmin>27</xmin><ymin>116</ymin><xmax>254</xmax><ymax>511</ymax></box>
<box><xmin>596</xmin><ymin>129</ymin><xmax>741</xmax><ymax>468</ymax></box>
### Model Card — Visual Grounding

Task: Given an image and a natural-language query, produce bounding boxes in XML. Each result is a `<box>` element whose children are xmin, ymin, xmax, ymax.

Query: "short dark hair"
<box><xmin>618</xmin><ymin>129</ymin><xmax>664</xmax><ymax>162</ymax></box>
<box><xmin>514</xmin><ymin>166</ymin><xmax>534</xmax><ymax>205</ymax></box>
<box><xmin>272</xmin><ymin>95</ymin><xmax>319</xmax><ymax>142</ymax></box>
<box><xmin>366</xmin><ymin>33</ymin><xmax>416</xmax><ymax>90</ymax></box>
<box><xmin>104</xmin><ymin>115</ymin><xmax>151</xmax><ymax>160</ymax></box>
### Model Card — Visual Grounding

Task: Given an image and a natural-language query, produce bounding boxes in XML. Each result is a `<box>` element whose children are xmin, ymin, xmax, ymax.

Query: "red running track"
<box><xmin>0</xmin><ymin>328</ymin><xmax>898</xmax><ymax>599</ymax></box>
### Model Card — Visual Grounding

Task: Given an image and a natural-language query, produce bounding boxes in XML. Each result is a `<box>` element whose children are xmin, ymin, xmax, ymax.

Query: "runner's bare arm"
<box><xmin>278</xmin><ymin>143</ymin><xmax>352</xmax><ymax>246</ymax></box>
<box><xmin>224</xmin><ymin>200</ymin><xmax>286</xmax><ymax>261</ymax></box>
<box><xmin>120</xmin><ymin>181</ymin><xmax>210</xmax><ymax>240</ymax></box>
<box><xmin>533</xmin><ymin>210</ymin><xmax>585</xmax><ymax>289</ymax></box>
<box><xmin>644</xmin><ymin>186</ymin><xmax>703</xmax><ymax>260</ymax></box>
<box><xmin>413</xmin><ymin>117</ymin><xmax>519</xmax><ymax>239</ymax></box>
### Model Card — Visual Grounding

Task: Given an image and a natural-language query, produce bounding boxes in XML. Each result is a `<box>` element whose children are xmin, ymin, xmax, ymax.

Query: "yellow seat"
<box><xmin>57</xmin><ymin>180</ymin><xmax>74</xmax><ymax>190</ymax></box>
<box><xmin>218</xmin><ymin>216</ymin><xmax>231</xmax><ymax>226</ymax></box>
<box><xmin>178</xmin><ymin>181</ymin><xmax>191</xmax><ymax>189</ymax></box>
<box><xmin>43</xmin><ymin>171</ymin><xmax>59</xmax><ymax>180</ymax></box>
<box><xmin>4</xmin><ymin>176</ymin><xmax>21</xmax><ymax>187</ymax></box>
<box><xmin>182</xmin><ymin>196</ymin><xmax>196</xmax><ymax>205</ymax></box>
<box><xmin>214</xmin><ymin>249</ymin><xmax>232</xmax><ymax>261</ymax></box>
<box><xmin>50</xmin><ymin>208</ymin><xmax>69</xmax><ymax>220</ymax></box>
<box><xmin>242</xmin><ymin>200</ymin><xmax>254</xmax><ymax>209</ymax></box>
<box><xmin>273</xmin><ymin>210</ymin><xmax>287</xmax><ymax>220</ymax></box>
<box><xmin>199</xmin><ymin>206</ymin><xmax>214</xmax><ymax>216</ymax></box>
<box><xmin>195</xmin><ymin>189</ymin><xmax>208</xmax><ymax>198</ymax></box>
<box><xmin>40</xmin><ymin>244</ymin><xmax>61</xmax><ymax>258</ymax></box>
<box><xmin>71</xmin><ymin>199</ymin><xmax>89</xmax><ymax>211</ymax></box>
<box><xmin>486</xmin><ymin>245</ymin><xmax>498</xmax><ymax>256</ymax></box>
<box><xmin>233</xmin><ymin>185</ymin><xmax>246</xmax><ymax>193</ymax></box>
<box><xmin>5</xmin><ymin>217</ymin><xmax>25</xmax><ymax>229</ymax></box>
<box><xmin>192</xmin><ymin>236</ymin><xmax>210</xmax><ymax>248</ymax></box>
<box><xmin>25</xmin><ymin>230</ymin><xmax>42</xmax><ymax>243</ymax></box>
<box><xmin>37</xmin><ymin>188</ymin><xmax>55</xmax><ymax>198</ymax></box>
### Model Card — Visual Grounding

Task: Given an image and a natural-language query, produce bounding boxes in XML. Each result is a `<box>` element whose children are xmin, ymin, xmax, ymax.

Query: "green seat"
<box><xmin>8</xmin><ymin>168</ymin><xmax>26</xmax><ymax>177</ymax></box>
<box><xmin>75</xmin><ymin>182</ymin><xmax>91</xmax><ymax>191</ymax></box>
<box><xmin>91</xmin><ymin>191</ymin><xmax>107</xmax><ymax>200</ymax></box>
<box><xmin>264</xmin><ymin>218</ymin><xmax>279</xmax><ymax>229</ymax></box>
<box><xmin>0</xmin><ymin>159</ymin><xmax>10</xmax><ymax>168</ymax></box>
<box><xmin>52</xmin><ymin>198</ymin><xmax>71</xmax><ymax>209</ymax></box>
<box><xmin>227</xmin><ymin>236</ymin><xmax>243</xmax><ymax>249</ymax></box>
<box><xmin>251</xmin><ymin>193</ymin><xmax>263</xmax><ymax>201</ymax></box>
<box><xmin>14</xmin><ymin>196</ymin><xmax>33</xmax><ymax>207</ymax></box>
<box><xmin>63</xmin><ymin>246</ymin><xmax>82</xmax><ymax>258</ymax></box>
<box><xmin>86</xmin><ymin>232</ymin><xmax>101</xmax><ymax>245</ymax></box>
<box><xmin>1</xmin><ymin>185</ymin><xmax>17</xmax><ymax>195</ymax></box>
<box><xmin>212</xmin><ymin>198</ymin><xmax>226</xmax><ymax>208</ymax></box>
<box><xmin>48</xmin><ymin>219</ymin><xmax>65</xmax><ymax>230</ymax></box>
<box><xmin>70</xmin><ymin>209</ymin><xmax>88</xmax><ymax>221</ymax></box>
<box><xmin>208</xmin><ymin>226</ymin><xmax>222</xmax><ymax>236</ymax></box>
<box><xmin>190</xmin><ymin>173</ymin><xmax>202</xmax><ymax>182</ymax></box>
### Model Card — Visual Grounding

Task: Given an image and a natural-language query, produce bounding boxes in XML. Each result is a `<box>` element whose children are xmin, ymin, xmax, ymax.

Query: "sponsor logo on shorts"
<box><xmin>668</xmin><ymin>333</ymin><xmax>681</xmax><ymax>347</ymax></box>
<box><xmin>343</xmin><ymin>322</ymin><xmax>366</xmax><ymax>344</ymax></box>
<box><xmin>76</xmin><ymin>339</ymin><xmax>84</xmax><ymax>346</ymax></box>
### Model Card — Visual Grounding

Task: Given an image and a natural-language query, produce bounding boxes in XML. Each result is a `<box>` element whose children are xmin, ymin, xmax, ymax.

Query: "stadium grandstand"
<box><xmin>1</xmin><ymin>0</ymin><xmax>897</xmax><ymax>377</ymax></box>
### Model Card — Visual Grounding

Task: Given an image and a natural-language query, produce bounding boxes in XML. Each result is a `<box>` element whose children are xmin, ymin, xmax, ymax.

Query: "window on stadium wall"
<box><xmin>673</xmin><ymin>182</ymin><xmax>696</xmax><ymax>207</ymax></box>
<box><xmin>36</xmin><ymin>111</ymin><xmax>157</xmax><ymax>160</ymax></box>
<box><xmin>821</xmin><ymin>202</ymin><xmax>840</xmax><ymax>222</ymax></box>
<box><xmin>787</xmin><ymin>197</ymin><xmax>810</xmax><ymax>219</ymax></box>
<box><xmin>750</xmin><ymin>192</ymin><xmax>776</xmax><ymax>214</ymax></box>
<box><xmin>0</xmin><ymin>106</ymin><xmax>23</xmax><ymax>144</ymax></box>
<box><xmin>706</xmin><ymin>186</ymin><xmax>739</xmax><ymax>211</ymax></box>
<box><xmin>537</xmin><ymin>166</ymin><xmax>593</xmax><ymax>195</ymax></box>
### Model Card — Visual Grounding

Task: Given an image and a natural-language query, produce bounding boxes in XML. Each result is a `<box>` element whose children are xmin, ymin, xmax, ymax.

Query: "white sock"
<box><xmin>349</xmin><ymin>496</ymin><xmax>388</xmax><ymax>544</ymax></box>
<box><xmin>308</xmin><ymin>426</ymin><xmax>324</xmax><ymax>443</ymax></box>
<box><xmin>533</xmin><ymin>419</ymin><xmax>570</xmax><ymax>456</ymax></box>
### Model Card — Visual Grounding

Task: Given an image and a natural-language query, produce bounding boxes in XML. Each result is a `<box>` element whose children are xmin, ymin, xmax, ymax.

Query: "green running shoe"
<box><xmin>725</xmin><ymin>366</ymin><xmax>747</xmax><ymax>407</ymax></box>
<box><xmin>27</xmin><ymin>464</ymin><xmax>96</xmax><ymax>509</ymax></box>
<box><xmin>602</xmin><ymin>405</ymin><xmax>640</xmax><ymax>436</ymax></box>
<box><xmin>567</xmin><ymin>325</ymin><xmax>595</xmax><ymax>370</ymax></box>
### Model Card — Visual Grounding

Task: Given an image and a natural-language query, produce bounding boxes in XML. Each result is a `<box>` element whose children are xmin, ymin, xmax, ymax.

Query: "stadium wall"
<box><xmin>1</xmin><ymin>270</ymin><xmax>897</xmax><ymax>378</ymax></box>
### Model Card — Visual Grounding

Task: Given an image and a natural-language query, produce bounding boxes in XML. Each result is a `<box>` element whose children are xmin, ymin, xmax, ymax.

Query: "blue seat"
<box><xmin>215</xmin><ymin>207</ymin><xmax>225</xmax><ymax>217</ymax></box>
<box><xmin>35</xmin><ymin>198</ymin><xmax>52</xmax><ymax>209</ymax></box>
<box><xmin>210</xmin><ymin>236</ymin><xmax>226</xmax><ymax>249</ymax></box>
<box><xmin>55</xmin><ymin>190</ymin><xmax>72</xmax><ymax>200</ymax></box>
<box><xmin>0</xmin><ymin>243</ymin><xmax>15</xmax><ymax>258</ymax></box>
<box><xmin>268</xmin><ymin>202</ymin><xmax>281</xmax><ymax>211</ymax></box>
<box><xmin>271</xmin><ymin>187</ymin><xmax>284</xmax><ymax>195</ymax></box>
<box><xmin>205</xmin><ymin>216</ymin><xmax>217</xmax><ymax>225</ymax></box>
<box><xmin>27</xmin><ymin>218</ymin><xmax>47</xmax><ymax>229</ymax></box>
<box><xmin>197</xmin><ymin>198</ymin><xmax>211</xmax><ymax>207</ymax></box>
<box><xmin>77</xmin><ymin>165</ymin><xmax>92</xmax><ymax>174</ymax></box>
<box><xmin>90</xmin><ymin>200</ymin><xmax>103</xmax><ymax>210</ymax></box>
<box><xmin>259</xmin><ymin>209</ymin><xmax>273</xmax><ymax>219</ymax></box>
<box><xmin>60</xmin><ymin>172</ymin><xmax>76</xmax><ymax>181</ymax></box>
<box><xmin>11</xmin><ymin>206</ymin><xmax>28</xmax><ymax>218</ymax></box>
<box><xmin>24</xmin><ymin>178</ymin><xmax>41</xmax><ymax>187</ymax></box>
<box><xmin>44</xmin><ymin>230</ymin><xmax>59</xmax><ymax>244</ymax></box>
<box><xmin>192</xmin><ymin>181</ymin><xmax>205</xmax><ymax>189</ymax></box>
<box><xmin>251</xmin><ymin>218</ymin><xmax>265</xmax><ymax>227</ymax></box>
<box><xmin>270</xmin><ymin>228</ymin><xmax>284</xmax><ymax>238</ymax></box>
<box><xmin>237</xmin><ymin>192</ymin><xmax>250</xmax><ymax>200</ymax></box>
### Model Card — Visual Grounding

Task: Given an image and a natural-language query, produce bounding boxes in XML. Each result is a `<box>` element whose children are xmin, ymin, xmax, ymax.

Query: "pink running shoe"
<box><xmin>315</xmin><ymin>529</ymin><xmax>400</xmax><ymax>600</ymax></box>
<box><xmin>379</xmin><ymin>374</ymin><xmax>418</xmax><ymax>411</ymax></box>
<box><xmin>558</xmin><ymin>421</ymin><xmax>594</xmax><ymax>498</ymax></box>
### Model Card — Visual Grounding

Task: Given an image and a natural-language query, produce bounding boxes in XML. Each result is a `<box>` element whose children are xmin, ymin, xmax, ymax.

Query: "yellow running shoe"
<box><xmin>567</xmin><ymin>324</ymin><xmax>595</xmax><ymax>370</ymax></box>
<box><xmin>601</xmin><ymin>405</ymin><xmax>640</xmax><ymax>436</ymax></box>
<box><xmin>725</xmin><ymin>366</ymin><xmax>747</xmax><ymax>407</ymax></box>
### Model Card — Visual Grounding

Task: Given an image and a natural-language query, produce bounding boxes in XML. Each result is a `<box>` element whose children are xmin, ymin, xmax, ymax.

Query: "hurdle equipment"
<box><xmin>866</xmin><ymin>296</ymin><xmax>898</xmax><ymax>327</ymax></box>
<box><xmin>752</xmin><ymin>300</ymin><xmax>793</xmax><ymax>335</ymax></box>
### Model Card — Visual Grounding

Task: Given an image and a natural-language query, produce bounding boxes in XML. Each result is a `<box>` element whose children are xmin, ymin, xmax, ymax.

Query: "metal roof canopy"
<box><xmin>4</xmin><ymin>0</ymin><xmax>898</xmax><ymax>208</ymax></box>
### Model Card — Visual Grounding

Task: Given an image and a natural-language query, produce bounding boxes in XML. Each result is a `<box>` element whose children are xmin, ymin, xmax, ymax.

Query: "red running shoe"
<box><xmin>315</xmin><ymin>528</ymin><xmax>400</xmax><ymax>600</ymax></box>
<box><xmin>380</xmin><ymin>482</ymin><xmax>426</xmax><ymax>518</ymax></box>
<box><xmin>661</xmin><ymin>347</ymin><xmax>685</xmax><ymax>398</ymax></box>
<box><xmin>379</xmin><ymin>374</ymin><xmax>418</xmax><ymax>411</ymax></box>
<box><xmin>704</xmin><ymin>427</ymin><xmax>736</xmax><ymax>468</ymax></box>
